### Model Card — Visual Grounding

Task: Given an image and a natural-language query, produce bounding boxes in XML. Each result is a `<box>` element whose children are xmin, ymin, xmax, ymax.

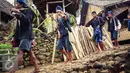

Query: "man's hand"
<box><xmin>116</xmin><ymin>26</ymin><xmax>119</xmax><ymax>31</ymax></box>
<box><xmin>11</xmin><ymin>8</ymin><xmax>20</xmax><ymax>13</ymax></box>
<box><xmin>58</xmin><ymin>31</ymin><xmax>62</xmax><ymax>39</ymax></box>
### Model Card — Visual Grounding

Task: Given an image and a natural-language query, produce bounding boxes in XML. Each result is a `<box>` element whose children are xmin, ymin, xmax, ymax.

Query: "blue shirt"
<box><xmin>57</xmin><ymin>17</ymin><xmax>72</xmax><ymax>36</ymax></box>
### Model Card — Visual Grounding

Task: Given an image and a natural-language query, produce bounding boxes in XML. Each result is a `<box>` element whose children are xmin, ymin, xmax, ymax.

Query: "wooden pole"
<box><xmin>63</xmin><ymin>0</ymin><xmax>65</xmax><ymax>12</ymax></box>
<box><xmin>46</xmin><ymin>3</ymin><xmax>49</xmax><ymax>14</ymax></box>
<box><xmin>51</xmin><ymin>37</ymin><xmax>57</xmax><ymax>64</ymax></box>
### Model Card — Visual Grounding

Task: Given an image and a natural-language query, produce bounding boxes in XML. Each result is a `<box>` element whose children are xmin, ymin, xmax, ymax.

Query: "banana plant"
<box><xmin>43</xmin><ymin>13</ymin><xmax>77</xmax><ymax>34</ymax></box>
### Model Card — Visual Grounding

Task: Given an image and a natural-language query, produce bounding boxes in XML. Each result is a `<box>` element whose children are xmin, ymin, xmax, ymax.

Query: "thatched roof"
<box><xmin>0</xmin><ymin>0</ymin><xmax>13</xmax><ymax>15</ymax></box>
<box><xmin>86</xmin><ymin>0</ymin><xmax>129</xmax><ymax>7</ymax></box>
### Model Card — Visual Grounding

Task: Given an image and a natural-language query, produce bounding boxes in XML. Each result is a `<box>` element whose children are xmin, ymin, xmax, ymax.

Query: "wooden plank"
<box><xmin>80</xmin><ymin>26</ymin><xmax>88</xmax><ymax>55</ymax></box>
<box><xmin>76</xmin><ymin>27</ymin><xmax>85</xmax><ymax>57</ymax></box>
<box><xmin>72</xmin><ymin>27</ymin><xmax>84</xmax><ymax>58</ymax></box>
<box><xmin>69</xmin><ymin>31</ymin><xmax>80</xmax><ymax>59</ymax></box>
<box><xmin>80</xmin><ymin>26</ymin><xmax>89</xmax><ymax>55</ymax></box>
<box><xmin>87</xmin><ymin>27</ymin><xmax>97</xmax><ymax>52</ymax></box>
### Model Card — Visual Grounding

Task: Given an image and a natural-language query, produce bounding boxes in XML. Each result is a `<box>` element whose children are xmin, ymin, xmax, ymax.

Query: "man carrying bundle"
<box><xmin>9</xmin><ymin>0</ymin><xmax>39</xmax><ymax>73</ymax></box>
<box><xmin>86</xmin><ymin>11</ymin><xmax>105</xmax><ymax>52</ymax></box>
<box><xmin>55</xmin><ymin>6</ymin><xmax>73</xmax><ymax>63</ymax></box>
<box><xmin>107</xmin><ymin>11</ymin><xmax>120</xmax><ymax>49</ymax></box>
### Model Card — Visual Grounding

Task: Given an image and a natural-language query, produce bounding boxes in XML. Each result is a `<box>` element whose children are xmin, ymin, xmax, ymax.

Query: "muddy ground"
<box><xmin>1</xmin><ymin>45</ymin><xmax>130</xmax><ymax>73</ymax></box>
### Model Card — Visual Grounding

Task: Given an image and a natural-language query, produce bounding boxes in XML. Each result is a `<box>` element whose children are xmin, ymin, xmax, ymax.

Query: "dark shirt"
<box><xmin>88</xmin><ymin>16</ymin><xmax>104</xmax><ymax>31</ymax></box>
<box><xmin>14</xmin><ymin>8</ymin><xmax>34</xmax><ymax>40</ymax></box>
<box><xmin>107</xmin><ymin>17</ymin><xmax>118</xmax><ymax>32</ymax></box>
<box><xmin>57</xmin><ymin>16</ymin><xmax>72</xmax><ymax>36</ymax></box>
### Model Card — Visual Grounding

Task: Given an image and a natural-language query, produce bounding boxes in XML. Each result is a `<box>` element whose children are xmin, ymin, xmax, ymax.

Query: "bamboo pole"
<box><xmin>75</xmin><ymin>27</ymin><xmax>85</xmax><ymax>57</ymax></box>
<box><xmin>51</xmin><ymin>37</ymin><xmax>57</xmax><ymax>64</ymax></box>
<box><xmin>69</xmin><ymin>31</ymin><xmax>80</xmax><ymax>59</ymax></box>
<box><xmin>80</xmin><ymin>26</ymin><xmax>89</xmax><ymax>55</ymax></box>
<box><xmin>71</xmin><ymin>27</ymin><xmax>84</xmax><ymax>58</ymax></box>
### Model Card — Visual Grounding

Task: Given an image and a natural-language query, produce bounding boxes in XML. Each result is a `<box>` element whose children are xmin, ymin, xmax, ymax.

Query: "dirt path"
<box><xmin>2</xmin><ymin>45</ymin><xmax>130</xmax><ymax>73</ymax></box>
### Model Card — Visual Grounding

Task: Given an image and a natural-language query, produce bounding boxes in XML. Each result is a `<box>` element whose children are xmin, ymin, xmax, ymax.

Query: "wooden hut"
<box><xmin>33</xmin><ymin>0</ymin><xmax>80</xmax><ymax>18</ymax></box>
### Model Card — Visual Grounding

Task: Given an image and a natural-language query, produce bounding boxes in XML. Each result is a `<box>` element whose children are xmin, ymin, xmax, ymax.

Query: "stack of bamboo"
<box><xmin>51</xmin><ymin>26</ymin><xmax>113</xmax><ymax>63</ymax></box>
<box><xmin>68</xmin><ymin>26</ymin><xmax>113</xmax><ymax>59</ymax></box>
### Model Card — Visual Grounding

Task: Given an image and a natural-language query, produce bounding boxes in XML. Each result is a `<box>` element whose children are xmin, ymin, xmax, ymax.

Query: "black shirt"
<box><xmin>14</xmin><ymin>8</ymin><xmax>34</xmax><ymax>40</ymax></box>
<box><xmin>107</xmin><ymin>17</ymin><xmax>118</xmax><ymax>32</ymax></box>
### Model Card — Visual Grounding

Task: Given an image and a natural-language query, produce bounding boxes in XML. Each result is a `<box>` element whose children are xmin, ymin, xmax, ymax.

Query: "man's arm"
<box><xmin>15</xmin><ymin>9</ymin><xmax>34</xmax><ymax>23</ymax></box>
<box><xmin>85</xmin><ymin>21</ymin><xmax>92</xmax><ymax>27</ymax></box>
<box><xmin>65</xmin><ymin>18</ymin><xmax>72</xmax><ymax>32</ymax></box>
<box><xmin>99</xmin><ymin>17</ymin><xmax>105</xmax><ymax>26</ymax></box>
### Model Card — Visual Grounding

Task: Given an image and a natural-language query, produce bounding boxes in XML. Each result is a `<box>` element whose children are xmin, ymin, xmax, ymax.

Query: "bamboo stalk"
<box><xmin>51</xmin><ymin>37</ymin><xmax>57</xmax><ymax>64</ymax></box>
<box><xmin>75</xmin><ymin>27</ymin><xmax>85</xmax><ymax>57</ymax></box>
<box><xmin>69</xmin><ymin>31</ymin><xmax>80</xmax><ymax>59</ymax></box>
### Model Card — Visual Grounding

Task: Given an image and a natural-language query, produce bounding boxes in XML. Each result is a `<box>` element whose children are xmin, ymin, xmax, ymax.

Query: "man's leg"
<box><xmin>114</xmin><ymin>39</ymin><xmax>119</xmax><ymax>49</ymax></box>
<box><xmin>59</xmin><ymin>49</ymin><xmax>69</xmax><ymax>63</ymax></box>
<box><xmin>95</xmin><ymin>35</ymin><xmax>102</xmax><ymax>52</ymax></box>
<box><xmin>9</xmin><ymin>49</ymin><xmax>24</xmax><ymax>73</ymax></box>
<box><xmin>67</xmin><ymin>51</ymin><xmax>72</xmax><ymax>63</ymax></box>
<box><xmin>64</xmin><ymin>35</ymin><xmax>73</xmax><ymax>63</ymax></box>
<box><xmin>99</xmin><ymin>42</ymin><xmax>104</xmax><ymax>51</ymax></box>
<box><xmin>28</xmin><ymin>50</ymin><xmax>39</xmax><ymax>73</ymax></box>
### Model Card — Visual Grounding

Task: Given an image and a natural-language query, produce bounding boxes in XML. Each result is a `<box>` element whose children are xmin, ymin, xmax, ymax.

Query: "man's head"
<box><xmin>91</xmin><ymin>11</ymin><xmax>97</xmax><ymax>18</ymax></box>
<box><xmin>56</xmin><ymin>5</ymin><xmax>63</xmax><ymax>13</ymax></box>
<box><xmin>127</xmin><ymin>13</ymin><xmax>130</xmax><ymax>19</ymax></box>
<box><xmin>15</xmin><ymin>0</ymin><xmax>27</xmax><ymax>9</ymax></box>
<box><xmin>107</xmin><ymin>11</ymin><xmax>113</xmax><ymax>18</ymax></box>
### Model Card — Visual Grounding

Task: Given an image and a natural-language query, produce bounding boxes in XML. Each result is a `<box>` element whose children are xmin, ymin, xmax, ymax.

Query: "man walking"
<box><xmin>86</xmin><ymin>11</ymin><xmax>105</xmax><ymax>52</ymax></box>
<box><xmin>55</xmin><ymin>6</ymin><xmax>73</xmax><ymax>63</ymax></box>
<box><xmin>107</xmin><ymin>11</ymin><xmax>119</xmax><ymax>49</ymax></box>
<box><xmin>9</xmin><ymin>0</ymin><xmax>39</xmax><ymax>73</ymax></box>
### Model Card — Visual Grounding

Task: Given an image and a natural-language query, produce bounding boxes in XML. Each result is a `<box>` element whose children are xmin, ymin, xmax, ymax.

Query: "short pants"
<box><xmin>94</xmin><ymin>27</ymin><xmax>102</xmax><ymax>45</ymax></box>
<box><xmin>19</xmin><ymin>39</ymin><xmax>32</xmax><ymax>51</ymax></box>
<box><xmin>57</xmin><ymin>35</ymin><xmax>72</xmax><ymax>52</ymax></box>
<box><xmin>110</xmin><ymin>30</ymin><xmax>118</xmax><ymax>40</ymax></box>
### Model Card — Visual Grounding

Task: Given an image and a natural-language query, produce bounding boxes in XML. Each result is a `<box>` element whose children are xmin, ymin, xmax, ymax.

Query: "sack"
<box><xmin>117</xmin><ymin>19</ymin><xmax>121</xmax><ymax>29</ymax></box>
<box><xmin>94</xmin><ymin>26</ymin><xmax>101</xmax><ymax>35</ymax></box>
<box><xmin>114</xmin><ymin>18</ymin><xmax>122</xmax><ymax>30</ymax></box>
<box><xmin>64</xmin><ymin>13</ymin><xmax>76</xmax><ymax>26</ymax></box>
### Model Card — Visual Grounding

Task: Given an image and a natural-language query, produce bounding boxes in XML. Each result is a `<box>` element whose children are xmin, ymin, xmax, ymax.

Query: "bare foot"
<box><xmin>30</xmin><ymin>68</ymin><xmax>40</xmax><ymax>73</ymax></box>
<box><xmin>64</xmin><ymin>59</ymin><xmax>69</xmax><ymax>64</ymax></box>
<box><xmin>9</xmin><ymin>69</ymin><xmax>15</xmax><ymax>73</ymax></box>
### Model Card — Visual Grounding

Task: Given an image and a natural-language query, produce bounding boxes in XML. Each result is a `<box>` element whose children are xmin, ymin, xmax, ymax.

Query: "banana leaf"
<box><xmin>69</xmin><ymin>14</ymin><xmax>77</xmax><ymax>26</ymax></box>
<box><xmin>44</xmin><ymin>16</ymin><xmax>58</xmax><ymax>34</ymax></box>
<box><xmin>44</xmin><ymin>13</ymin><xmax>77</xmax><ymax>34</ymax></box>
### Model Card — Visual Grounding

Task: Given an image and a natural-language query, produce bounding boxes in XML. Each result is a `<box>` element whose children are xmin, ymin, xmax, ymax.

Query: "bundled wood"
<box><xmin>68</xmin><ymin>26</ymin><xmax>113</xmax><ymax>59</ymax></box>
